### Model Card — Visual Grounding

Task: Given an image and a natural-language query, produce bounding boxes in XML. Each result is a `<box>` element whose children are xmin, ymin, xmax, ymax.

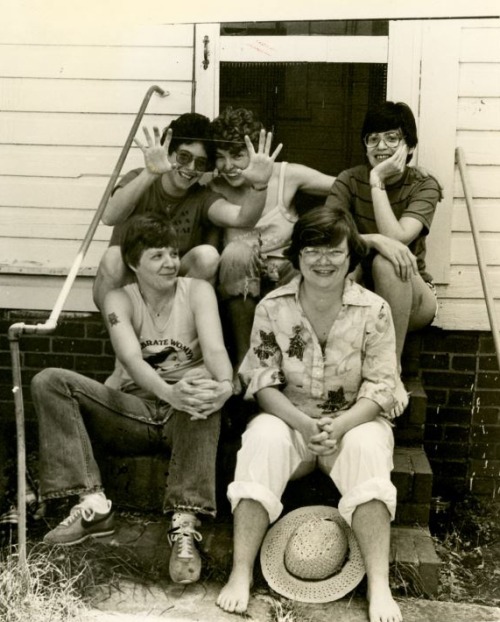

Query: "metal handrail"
<box><xmin>8</xmin><ymin>84</ymin><xmax>167</xmax><ymax>564</ymax></box>
<box><xmin>456</xmin><ymin>146</ymin><xmax>500</xmax><ymax>370</ymax></box>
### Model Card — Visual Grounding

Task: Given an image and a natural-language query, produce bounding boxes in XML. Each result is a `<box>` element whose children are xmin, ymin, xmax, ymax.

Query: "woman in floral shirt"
<box><xmin>217</xmin><ymin>205</ymin><xmax>402</xmax><ymax>622</ymax></box>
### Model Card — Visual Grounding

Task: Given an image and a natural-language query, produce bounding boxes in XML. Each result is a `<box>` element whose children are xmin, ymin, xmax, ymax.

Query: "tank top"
<box><xmin>114</xmin><ymin>278</ymin><xmax>204</xmax><ymax>399</ymax></box>
<box><xmin>223</xmin><ymin>161</ymin><xmax>298</xmax><ymax>259</ymax></box>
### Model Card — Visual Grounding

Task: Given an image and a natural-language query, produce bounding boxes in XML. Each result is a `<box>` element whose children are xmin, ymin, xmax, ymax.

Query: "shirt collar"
<box><xmin>265</xmin><ymin>274</ymin><xmax>374</xmax><ymax>307</ymax></box>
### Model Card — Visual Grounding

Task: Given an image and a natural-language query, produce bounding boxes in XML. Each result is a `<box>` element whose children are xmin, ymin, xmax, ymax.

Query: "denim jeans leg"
<box><xmin>161</xmin><ymin>409</ymin><xmax>221</xmax><ymax>517</ymax></box>
<box><xmin>31</xmin><ymin>367</ymin><xmax>158</xmax><ymax>501</ymax></box>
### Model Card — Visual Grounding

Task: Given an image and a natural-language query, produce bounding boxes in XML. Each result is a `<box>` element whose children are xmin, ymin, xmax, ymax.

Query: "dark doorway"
<box><xmin>219</xmin><ymin>62</ymin><xmax>387</xmax><ymax>177</ymax></box>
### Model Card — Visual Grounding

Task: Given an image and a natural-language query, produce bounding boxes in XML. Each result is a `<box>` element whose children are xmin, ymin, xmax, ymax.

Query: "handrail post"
<box><xmin>9</xmin><ymin>85</ymin><xmax>167</xmax><ymax>565</ymax></box>
<box><xmin>456</xmin><ymin>147</ymin><xmax>500</xmax><ymax>371</ymax></box>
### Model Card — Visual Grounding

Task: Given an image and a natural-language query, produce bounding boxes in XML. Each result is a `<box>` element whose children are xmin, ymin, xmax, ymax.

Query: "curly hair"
<box><xmin>160</xmin><ymin>112</ymin><xmax>216</xmax><ymax>168</ymax></box>
<box><xmin>121</xmin><ymin>214</ymin><xmax>179</xmax><ymax>269</ymax></box>
<box><xmin>210</xmin><ymin>107</ymin><xmax>263</xmax><ymax>156</ymax></box>
<box><xmin>285</xmin><ymin>204</ymin><xmax>368</xmax><ymax>273</ymax></box>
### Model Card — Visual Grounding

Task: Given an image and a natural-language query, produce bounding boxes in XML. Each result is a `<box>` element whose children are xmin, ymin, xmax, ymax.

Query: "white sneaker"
<box><xmin>168</xmin><ymin>512</ymin><xmax>202</xmax><ymax>584</ymax></box>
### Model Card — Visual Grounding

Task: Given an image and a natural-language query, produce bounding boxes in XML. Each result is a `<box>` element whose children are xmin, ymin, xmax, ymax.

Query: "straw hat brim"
<box><xmin>260</xmin><ymin>505</ymin><xmax>366</xmax><ymax>603</ymax></box>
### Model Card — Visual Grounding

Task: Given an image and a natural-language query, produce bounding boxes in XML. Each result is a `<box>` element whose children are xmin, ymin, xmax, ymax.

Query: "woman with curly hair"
<box><xmin>210</xmin><ymin>107</ymin><xmax>335</xmax><ymax>369</ymax></box>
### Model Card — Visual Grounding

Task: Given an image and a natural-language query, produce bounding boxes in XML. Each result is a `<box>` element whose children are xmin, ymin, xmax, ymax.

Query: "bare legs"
<box><xmin>179</xmin><ymin>245</ymin><xmax>220</xmax><ymax>286</ymax></box>
<box><xmin>216</xmin><ymin>499</ymin><xmax>269</xmax><ymax>613</ymax></box>
<box><xmin>372</xmin><ymin>254</ymin><xmax>437</xmax><ymax>417</ymax></box>
<box><xmin>217</xmin><ymin>498</ymin><xmax>401</xmax><ymax>621</ymax></box>
<box><xmin>352</xmin><ymin>500</ymin><xmax>402</xmax><ymax>622</ymax></box>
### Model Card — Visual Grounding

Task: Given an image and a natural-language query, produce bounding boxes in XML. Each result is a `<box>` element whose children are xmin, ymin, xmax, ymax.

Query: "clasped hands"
<box><xmin>303</xmin><ymin>416</ymin><xmax>345</xmax><ymax>457</ymax></box>
<box><xmin>167</xmin><ymin>369</ymin><xmax>232</xmax><ymax>421</ymax></box>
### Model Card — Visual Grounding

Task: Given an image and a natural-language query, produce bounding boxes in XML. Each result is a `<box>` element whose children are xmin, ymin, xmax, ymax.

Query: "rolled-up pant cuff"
<box><xmin>227</xmin><ymin>480</ymin><xmax>283</xmax><ymax>524</ymax></box>
<box><xmin>338</xmin><ymin>476</ymin><xmax>397</xmax><ymax>527</ymax></box>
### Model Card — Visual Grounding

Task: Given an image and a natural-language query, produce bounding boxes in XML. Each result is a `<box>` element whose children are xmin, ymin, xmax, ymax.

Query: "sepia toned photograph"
<box><xmin>1</xmin><ymin>1</ymin><xmax>499</xmax><ymax>620</ymax></box>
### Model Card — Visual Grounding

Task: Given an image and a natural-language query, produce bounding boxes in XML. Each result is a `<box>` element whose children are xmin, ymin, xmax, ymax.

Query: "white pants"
<box><xmin>227</xmin><ymin>413</ymin><xmax>397</xmax><ymax>526</ymax></box>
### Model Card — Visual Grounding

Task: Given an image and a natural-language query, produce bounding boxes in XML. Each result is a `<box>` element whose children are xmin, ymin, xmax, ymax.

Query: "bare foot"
<box><xmin>216</xmin><ymin>568</ymin><xmax>252</xmax><ymax>614</ymax></box>
<box><xmin>391</xmin><ymin>377</ymin><xmax>409</xmax><ymax>418</ymax></box>
<box><xmin>368</xmin><ymin>584</ymin><xmax>403</xmax><ymax>622</ymax></box>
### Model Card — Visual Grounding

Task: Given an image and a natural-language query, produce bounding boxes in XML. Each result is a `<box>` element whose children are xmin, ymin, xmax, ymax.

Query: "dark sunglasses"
<box><xmin>175</xmin><ymin>149</ymin><xmax>209</xmax><ymax>172</ymax></box>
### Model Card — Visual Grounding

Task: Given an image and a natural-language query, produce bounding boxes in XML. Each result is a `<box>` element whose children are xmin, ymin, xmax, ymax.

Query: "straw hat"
<box><xmin>260</xmin><ymin>505</ymin><xmax>365</xmax><ymax>603</ymax></box>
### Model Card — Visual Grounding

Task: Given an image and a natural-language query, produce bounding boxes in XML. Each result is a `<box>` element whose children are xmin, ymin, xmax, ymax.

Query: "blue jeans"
<box><xmin>31</xmin><ymin>368</ymin><xmax>220</xmax><ymax>517</ymax></box>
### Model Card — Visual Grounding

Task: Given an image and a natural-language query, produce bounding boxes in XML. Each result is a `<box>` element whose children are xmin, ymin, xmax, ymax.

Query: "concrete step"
<box><xmin>97</xmin><ymin>516</ymin><xmax>440</xmax><ymax>600</ymax></box>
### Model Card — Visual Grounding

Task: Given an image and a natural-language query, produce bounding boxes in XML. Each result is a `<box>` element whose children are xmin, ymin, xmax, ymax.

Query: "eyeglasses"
<box><xmin>175</xmin><ymin>150</ymin><xmax>209</xmax><ymax>172</ymax></box>
<box><xmin>363</xmin><ymin>131</ymin><xmax>402</xmax><ymax>149</ymax></box>
<box><xmin>300</xmin><ymin>246</ymin><xmax>349</xmax><ymax>263</ymax></box>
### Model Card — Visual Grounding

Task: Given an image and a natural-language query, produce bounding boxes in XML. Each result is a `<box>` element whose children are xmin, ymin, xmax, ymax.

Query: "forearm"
<box><xmin>121</xmin><ymin>357</ymin><xmax>174</xmax><ymax>403</ymax></box>
<box><xmin>202</xmin><ymin>348</ymin><xmax>234</xmax><ymax>383</ymax></box>
<box><xmin>102</xmin><ymin>169</ymin><xmax>159</xmax><ymax>226</ymax></box>
<box><xmin>331</xmin><ymin>398</ymin><xmax>381</xmax><ymax>436</ymax></box>
<box><xmin>232</xmin><ymin>186</ymin><xmax>268</xmax><ymax>227</ymax></box>
<box><xmin>369</xmin><ymin>170</ymin><xmax>411</xmax><ymax>241</ymax></box>
<box><xmin>256</xmin><ymin>386</ymin><xmax>312</xmax><ymax>436</ymax></box>
<box><xmin>369</xmin><ymin>187</ymin><xmax>406</xmax><ymax>244</ymax></box>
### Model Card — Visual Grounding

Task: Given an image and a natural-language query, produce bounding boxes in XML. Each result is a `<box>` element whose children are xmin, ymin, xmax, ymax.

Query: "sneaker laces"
<box><xmin>59</xmin><ymin>504</ymin><xmax>95</xmax><ymax>527</ymax></box>
<box><xmin>168</xmin><ymin>523</ymin><xmax>202</xmax><ymax>559</ymax></box>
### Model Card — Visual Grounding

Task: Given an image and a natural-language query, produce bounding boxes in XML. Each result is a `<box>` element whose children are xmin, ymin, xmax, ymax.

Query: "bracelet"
<box><xmin>251</xmin><ymin>184</ymin><xmax>268</xmax><ymax>192</ymax></box>
<box><xmin>370</xmin><ymin>180</ymin><xmax>385</xmax><ymax>191</ymax></box>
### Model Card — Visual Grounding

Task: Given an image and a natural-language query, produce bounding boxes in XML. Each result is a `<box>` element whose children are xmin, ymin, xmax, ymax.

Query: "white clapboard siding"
<box><xmin>450</xmin><ymin>234</ymin><xmax>499</xmax><ymax>266</ymax></box>
<box><xmin>0</xmin><ymin>176</ymin><xmax>110</xmax><ymax>209</ymax></box>
<box><xmin>0</xmin><ymin>207</ymin><xmax>112</xmax><ymax>241</ymax></box>
<box><xmin>1</xmin><ymin>274</ymin><xmax>96</xmax><ymax>313</ymax></box>
<box><xmin>0</xmin><ymin>79</ymin><xmax>190</xmax><ymax>114</ymax></box>
<box><xmin>434</xmin><ymin>20</ymin><xmax>500</xmax><ymax>331</ymax></box>
<box><xmin>0</xmin><ymin>112</ymin><xmax>175</xmax><ymax>146</ymax></box>
<box><xmin>458</xmin><ymin>100</ymin><xmax>500</xmax><ymax>131</ymax></box>
<box><xmin>0</xmin><ymin>145</ymin><xmax>144</xmax><ymax>178</ymax></box>
<box><xmin>0</xmin><ymin>18</ymin><xmax>196</xmax><ymax>310</ymax></box>
<box><xmin>0</xmin><ymin>22</ymin><xmax>194</xmax><ymax>47</ymax></box>
<box><xmin>453</xmin><ymin>166</ymin><xmax>500</xmax><ymax>199</ymax></box>
<box><xmin>456</xmin><ymin>130</ymin><xmax>500</xmax><ymax>162</ymax></box>
<box><xmin>0</xmin><ymin>239</ymin><xmax>109</xmax><ymax>275</ymax></box>
<box><xmin>460</xmin><ymin>26</ymin><xmax>500</xmax><ymax>62</ymax></box>
<box><xmin>437</xmin><ymin>299</ymin><xmax>500</xmax><ymax>331</ymax></box>
<box><xmin>0</xmin><ymin>46</ymin><xmax>193</xmax><ymax>80</ymax></box>
<box><xmin>437</xmin><ymin>266</ymin><xmax>500</xmax><ymax>298</ymax></box>
<box><xmin>452</xmin><ymin>200</ymin><xmax>500</xmax><ymax>232</ymax></box>
<box><xmin>459</xmin><ymin>64</ymin><xmax>500</xmax><ymax>97</ymax></box>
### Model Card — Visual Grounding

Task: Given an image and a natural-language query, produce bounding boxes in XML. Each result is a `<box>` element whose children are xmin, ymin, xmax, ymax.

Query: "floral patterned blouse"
<box><xmin>239</xmin><ymin>275</ymin><xmax>398</xmax><ymax>420</ymax></box>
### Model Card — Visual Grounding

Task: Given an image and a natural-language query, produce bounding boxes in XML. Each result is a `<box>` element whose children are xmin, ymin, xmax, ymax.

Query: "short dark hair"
<box><xmin>285</xmin><ymin>204</ymin><xmax>368</xmax><ymax>273</ymax></box>
<box><xmin>210</xmin><ymin>107</ymin><xmax>263</xmax><ymax>156</ymax></box>
<box><xmin>160</xmin><ymin>112</ymin><xmax>216</xmax><ymax>168</ymax></box>
<box><xmin>361</xmin><ymin>101</ymin><xmax>418</xmax><ymax>163</ymax></box>
<box><xmin>121</xmin><ymin>214</ymin><xmax>179</xmax><ymax>269</ymax></box>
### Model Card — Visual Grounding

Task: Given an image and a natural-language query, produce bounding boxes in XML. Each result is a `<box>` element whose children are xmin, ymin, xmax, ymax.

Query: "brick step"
<box><xmin>394</xmin><ymin>376</ymin><xmax>428</xmax><ymax>446</ymax></box>
<box><xmin>101</xmin><ymin>446</ymin><xmax>433</xmax><ymax>527</ymax></box>
<box><xmin>393</xmin><ymin>447</ymin><xmax>433</xmax><ymax>526</ymax></box>
<box><xmin>99</xmin><ymin>516</ymin><xmax>440</xmax><ymax>597</ymax></box>
<box><xmin>390</xmin><ymin>526</ymin><xmax>441</xmax><ymax>596</ymax></box>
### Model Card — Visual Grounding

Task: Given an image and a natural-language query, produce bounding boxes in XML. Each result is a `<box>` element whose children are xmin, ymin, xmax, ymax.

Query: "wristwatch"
<box><xmin>370</xmin><ymin>180</ymin><xmax>386</xmax><ymax>191</ymax></box>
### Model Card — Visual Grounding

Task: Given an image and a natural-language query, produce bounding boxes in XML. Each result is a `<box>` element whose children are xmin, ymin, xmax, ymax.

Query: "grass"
<box><xmin>434</xmin><ymin>495</ymin><xmax>500</xmax><ymax>607</ymax></box>
<box><xmin>0</xmin><ymin>544</ymin><xmax>86</xmax><ymax>622</ymax></box>
<box><xmin>1</xmin><ymin>494</ymin><xmax>499</xmax><ymax>622</ymax></box>
<box><xmin>0</xmin><ymin>528</ymin><xmax>164</xmax><ymax>622</ymax></box>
